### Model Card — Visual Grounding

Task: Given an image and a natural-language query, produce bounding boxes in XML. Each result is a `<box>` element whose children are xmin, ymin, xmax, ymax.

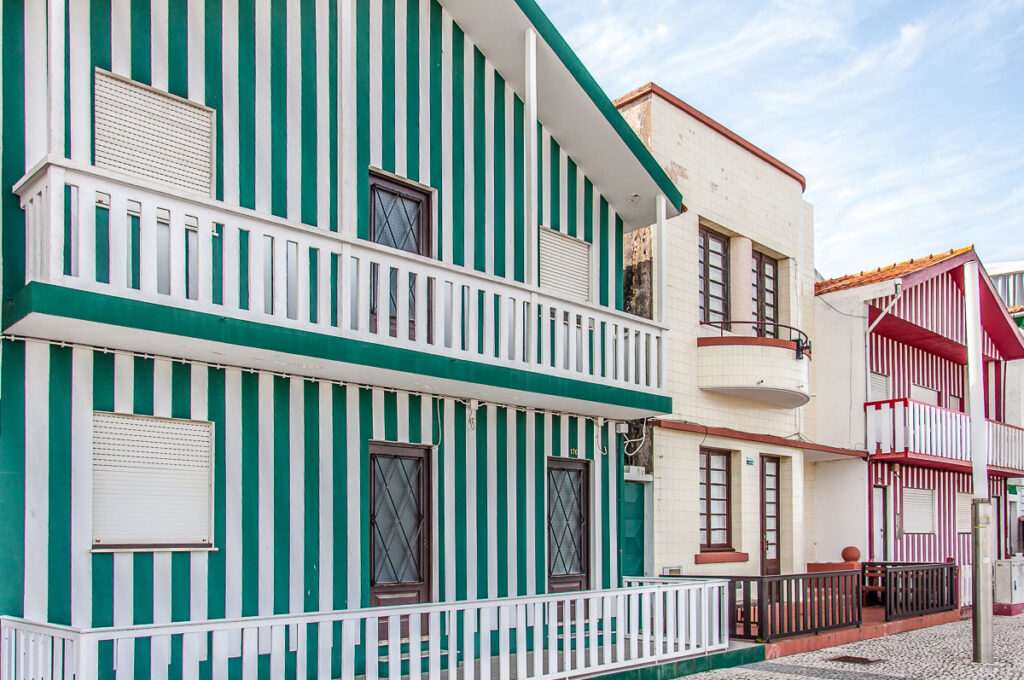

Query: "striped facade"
<box><xmin>869</xmin><ymin>462</ymin><xmax>1009</xmax><ymax>567</ymax></box>
<box><xmin>4</xmin><ymin>339</ymin><xmax>621</xmax><ymax>632</ymax></box>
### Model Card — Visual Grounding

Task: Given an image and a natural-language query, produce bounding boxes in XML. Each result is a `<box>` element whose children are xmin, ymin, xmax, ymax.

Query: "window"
<box><xmin>92</xmin><ymin>412</ymin><xmax>213</xmax><ymax>548</ymax></box>
<box><xmin>539</xmin><ymin>227</ymin><xmax>591</xmax><ymax>301</ymax></box>
<box><xmin>868</xmin><ymin>372</ymin><xmax>891</xmax><ymax>402</ymax></box>
<box><xmin>369</xmin><ymin>172</ymin><xmax>432</xmax><ymax>257</ymax></box>
<box><xmin>93</xmin><ymin>69</ymin><xmax>215</xmax><ymax>195</ymax></box>
<box><xmin>910</xmin><ymin>384</ymin><xmax>940</xmax><ymax>406</ymax></box>
<box><xmin>902</xmin><ymin>487</ymin><xmax>935</xmax><ymax>534</ymax></box>
<box><xmin>949</xmin><ymin>394</ymin><xmax>963</xmax><ymax>412</ymax></box>
<box><xmin>956</xmin><ymin>493</ymin><xmax>973</xmax><ymax>534</ymax></box>
<box><xmin>698</xmin><ymin>228</ymin><xmax>729</xmax><ymax>323</ymax></box>
<box><xmin>751</xmin><ymin>251</ymin><xmax>778</xmax><ymax>337</ymax></box>
<box><xmin>699</xmin><ymin>448</ymin><xmax>731</xmax><ymax>550</ymax></box>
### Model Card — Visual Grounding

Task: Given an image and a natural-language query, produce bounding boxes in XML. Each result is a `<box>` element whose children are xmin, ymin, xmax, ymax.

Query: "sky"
<box><xmin>538</xmin><ymin>0</ymin><xmax>1024</xmax><ymax>278</ymax></box>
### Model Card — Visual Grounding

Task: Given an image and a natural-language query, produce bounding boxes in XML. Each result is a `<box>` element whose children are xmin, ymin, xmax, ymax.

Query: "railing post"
<box><xmin>75</xmin><ymin>633</ymin><xmax>97</xmax><ymax>680</ymax></box>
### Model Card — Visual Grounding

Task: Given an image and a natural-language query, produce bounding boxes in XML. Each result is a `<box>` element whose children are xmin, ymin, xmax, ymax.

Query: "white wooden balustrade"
<box><xmin>0</xmin><ymin>582</ymin><xmax>728</xmax><ymax>680</ymax></box>
<box><xmin>865</xmin><ymin>399</ymin><xmax>1024</xmax><ymax>473</ymax></box>
<box><xmin>14</xmin><ymin>160</ymin><xmax>665</xmax><ymax>394</ymax></box>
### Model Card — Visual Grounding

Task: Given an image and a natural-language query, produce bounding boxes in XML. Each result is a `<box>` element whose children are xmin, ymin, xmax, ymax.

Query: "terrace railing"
<box><xmin>861</xmin><ymin>562</ymin><xmax>959</xmax><ymax>621</ymax></box>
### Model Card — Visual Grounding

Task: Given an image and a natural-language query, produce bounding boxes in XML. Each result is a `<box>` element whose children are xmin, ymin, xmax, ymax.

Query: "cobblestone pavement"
<box><xmin>692</xmin><ymin>616</ymin><xmax>1024</xmax><ymax>679</ymax></box>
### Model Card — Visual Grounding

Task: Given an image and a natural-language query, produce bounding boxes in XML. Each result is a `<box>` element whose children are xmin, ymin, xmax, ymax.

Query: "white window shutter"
<box><xmin>902</xmin><ymin>488</ymin><xmax>935</xmax><ymax>534</ymax></box>
<box><xmin>538</xmin><ymin>227</ymin><xmax>591</xmax><ymax>301</ymax></box>
<box><xmin>92</xmin><ymin>412</ymin><xmax>213</xmax><ymax>547</ymax></box>
<box><xmin>956</xmin><ymin>493</ymin><xmax>973</xmax><ymax>533</ymax></box>
<box><xmin>94</xmin><ymin>69</ymin><xmax>215</xmax><ymax>195</ymax></box>
<box><xmin>910</xmin><ymin>383</ymin><xmax>940</xmax><ymax>406</ymax></box>
<box><xmin>868</xmin><ymin>372</ymin><xmax>890</xmax><ymax>402</ymax></box>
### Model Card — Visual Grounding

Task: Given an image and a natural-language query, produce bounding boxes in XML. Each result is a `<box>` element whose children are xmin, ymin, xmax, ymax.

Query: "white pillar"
<box><xmin>524</xmin><ymin>28</ymin><xmax>539</xmax><ymax>286</ymax></box>
<box><xmin>729</xmin><ymin>235</ymin><xmax>753</xmax><ymax>334</ymax></box>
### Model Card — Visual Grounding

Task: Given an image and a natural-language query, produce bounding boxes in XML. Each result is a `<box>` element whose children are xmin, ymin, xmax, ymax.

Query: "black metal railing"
<box><xmin>714</xmin><ymin>570</ymin><xmax>862</xmax><ymax>642</ymax></box>
<box><xmin>862</xmin><ymin>562</ymin><xmax>959</xmax><ymax>621</ymax></box>
<box><xmin>699</xmin><ymin>320</ymin><xmax>811</xmax><ymax>358</ymax></box>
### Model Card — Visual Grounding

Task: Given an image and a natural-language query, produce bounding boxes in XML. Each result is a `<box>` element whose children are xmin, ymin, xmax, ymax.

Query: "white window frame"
<box><xmin>902</xmin><ymin>487</ymin><xmax>937</xmax><ymax>535</ymax></box>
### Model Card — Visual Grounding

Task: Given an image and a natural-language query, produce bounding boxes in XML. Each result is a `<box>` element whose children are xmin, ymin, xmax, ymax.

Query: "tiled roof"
<box><xmin>1009</xmin><ymin>305</ymin><xmax>1024</xmax><ymax>316</ymax></box>
<box><xmin>815</xmin><ymin>247</ymin><xmax>973</xmax><ymax>295</ymax></box>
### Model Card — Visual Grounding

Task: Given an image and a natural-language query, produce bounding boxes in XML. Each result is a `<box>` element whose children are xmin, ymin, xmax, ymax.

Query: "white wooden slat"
<box><xmin>574</xmin><ymin>597</ymin><xmax>584</xmax><ymax>670</ymax></box>
<box><xmin>77</xmin><ymin>181</ymin><xmax>97</xmax><ymax>284</ymax></box>
<box><xmin>515</xmin><ymin>604</ymin><xmax>527</xmax><ymax>680</ymax></box>
<box><xmin>538</xmin><ymin>226</ymin><xmax>591</xmax><ymax>302</ymax></box>
<box><xmin>498</xmin><ymin>606</ymin><xmax>510</xmax><ymax>680</ymax></box>
<box><xmin>241</xmin><ymin>627</ymin><xmax>256</xmax><ymax>680</ymax></box>
<box><xmin>168</xmin><ymin>207</ymin><xmax>187</xmax><ymax>300</ymax></box>
<box><xmin>461</xmin><ymin>610</ymin><xmax>474</xmax><ymax>680</ymax></box>
<box><xmin>396</xmin><ymin>268</ymin><xmax>410</xmax><ymax>343</ymax></box>
<box><xmin>546</xmin><ymin>601</ymin><xmax>557</xmax><ymax>674</ymax></box>
<box><xmin>365</xmin><ymin>618</ymin><xmax>378</xmax><ymax>680</ymax></box>
<box><xmin>479</xmin><ymin>608</ymin><xmax>491</xmax><ymax>680</ymax></box>
<box><xmin>408</xmin><ymin>612</ymin><xmax>422</xmax><ymax>680</ymax></box>
<box><xmin>532</xmin><ymin>602</ymin><xmax>544</xmax><ymax>679</ymax></box>
<box><xmin>273</xmin><ymin>234</ymin><xmax>288</xmax><ymax>320</ymax></box>
<box><xmin>427</xmin><ymin>612</ymin><xmax>440</xmax><ymax>680</ymax></box>
<box><xmin>387</xmin><ymin>616</ymin><xmax>400</xmax><ymax>680</ymax></box>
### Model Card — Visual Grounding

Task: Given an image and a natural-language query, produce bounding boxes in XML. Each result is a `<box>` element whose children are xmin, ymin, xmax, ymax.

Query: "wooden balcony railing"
<box><xmin>15</xmin><ymin>160</ymin><xmax>665</xmax><ymax>396</ymax></box>
<box><xmin>861</xmin><ymin>562</ymin><xmax>959</xmax><ymax>621</ymax></box>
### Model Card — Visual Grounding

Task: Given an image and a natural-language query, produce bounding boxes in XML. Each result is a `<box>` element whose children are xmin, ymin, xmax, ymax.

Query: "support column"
<box><xmin>965</xmin><ymin>258</ymin><xmax>992</xmax><ymax>663</ymax></box>
<box><xmin>729</xmin><ymin>235</ymin><xmax>753</xmax><ymax>334</ymax></box>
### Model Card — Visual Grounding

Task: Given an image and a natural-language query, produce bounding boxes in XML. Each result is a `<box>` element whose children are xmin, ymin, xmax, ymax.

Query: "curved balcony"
<box><xmin>696</xmin><ymin>321</ymin><xmax>811</xmax><ymax>408</ymax></box>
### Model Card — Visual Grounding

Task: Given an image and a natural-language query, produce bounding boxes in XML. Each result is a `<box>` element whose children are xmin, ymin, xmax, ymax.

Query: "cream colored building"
<box><xmin>616</xmin><ymin>83</ymin><xmax>864</xmax><ymax>577</ymax></box>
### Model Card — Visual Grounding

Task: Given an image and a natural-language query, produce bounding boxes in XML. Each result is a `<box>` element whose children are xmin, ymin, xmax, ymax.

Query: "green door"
<box><xmin>621</xmin><ymin>481</ymin><xmax>646</xmax><ymax>577</ymax></box>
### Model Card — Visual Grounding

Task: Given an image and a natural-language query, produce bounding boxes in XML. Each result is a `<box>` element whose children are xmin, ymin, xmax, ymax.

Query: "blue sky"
<box><xmin>538</xmin><ymin>0</ymin><xmax>1024</xmax><ymax>278</ymax></box>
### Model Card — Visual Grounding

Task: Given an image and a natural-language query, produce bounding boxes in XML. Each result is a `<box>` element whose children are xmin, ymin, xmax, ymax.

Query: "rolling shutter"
<box><xmin>539</xmin><ymin>227</ymin><xmax>591</xmax><ymax>301</ymax></box>
<box><xmin>902</xmin><ymin>488</ymin><xmax>935</xmax><ymax>534</ymax></box>
<box><xmin>94</xmin><ymin>69</ymin><xmax>215</xmax><ymax>195</ymax></box>
<box><xmin>956</xmin><ymin>493</ymin><xmax>973</xmax><ymax>533</ymax></box>
<box><xmin>910</xmin><ymin>383</ymin><xmax>940</xmax><ymax>406</ymax></box>
<box><xmin>93</xmin><ymin>412</ymin><xmax>213</xmax><ymax>547</ymax></box>
<box><xmin>868</xmin><ymin>372</ymin><xmax>890</xmax><ymax>402</ymax></box>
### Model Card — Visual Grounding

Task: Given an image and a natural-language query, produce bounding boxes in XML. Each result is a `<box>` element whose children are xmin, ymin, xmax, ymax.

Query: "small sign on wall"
<box><xmin>745</xmin><ymin>457</ymin><xmax>755</xmax><ymax>467</ymax></box>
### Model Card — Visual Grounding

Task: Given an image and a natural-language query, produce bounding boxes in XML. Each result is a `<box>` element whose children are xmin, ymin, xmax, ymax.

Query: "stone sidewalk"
<box><xmin>689</xmin><ymin>616</ymin><xmax>1024</xmax><ymax>679</ymax></box>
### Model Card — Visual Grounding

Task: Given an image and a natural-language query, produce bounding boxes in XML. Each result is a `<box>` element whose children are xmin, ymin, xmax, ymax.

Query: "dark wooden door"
<box><xmin>761</xmin><ymin>456</ymin><xmax>781</xmax><ymax>576</ymax></box>
<box><xmin>548</xmin><ymin>458</ymin><xmax>589</xmax><ymax>593</ymax></box>
<box><xmin>369</xmin><ymin>442</ymin><xmax>431</xmax><ymax>608</ymax></box>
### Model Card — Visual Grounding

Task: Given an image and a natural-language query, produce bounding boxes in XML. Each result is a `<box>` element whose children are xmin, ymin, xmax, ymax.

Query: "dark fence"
<box><xmin>716</xmin><ymin>570</ymin><xmax>862</xmax><ymax>642</ymax></box>
<box><xmin>862</xmin><ymin>562</ymin><xmax>959</xmax><ymax>621</ymax></box>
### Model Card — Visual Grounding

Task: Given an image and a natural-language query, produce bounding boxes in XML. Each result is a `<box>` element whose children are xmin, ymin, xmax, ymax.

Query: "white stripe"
<box><xmin>23</xmin><ymin>342</ymin><xmax>49</xmax><ymax>620</ymax></box>
<box><xmin>506</xmin><ymin>408</ymin><xmax>518</xmax><ymax>595</ymax></box>
<box><xmin>504</xmin><ymin>82</ymin><xmax>515</xmax><ymax>279</ymax></box>
<box><xmin>224</xmin><ymin>369</ymin><xmax>243</xmax><ymax>623</ymax></box>
<box><xmin>257</xmin><ymin>372</ymin><xmax>274</xmax><ymax>620</ymax></box>
<box><xmin>187</xmin><ymin>0</ymin><xmax>206</xmax><ymax>103</ymax></box>
<box><xmin>607</xmin><ymin>425</ymin><xmax>618</xmax><ymax>582</ymax></box>
<box><xmin>68</xmin><ymin>0</ymin><xmax>91</xmax><ymax>162</ymax></box>
<box><xmin>318</xmin><ymin>382</ymin><xmax>334</xmax><ymax>613</ymax></box>
<box><xmin>368</xmin><ymin>0</ymin><xmax>382</xmax><ymax>169</ymax></box>
<box><xmin>558</xmin><ymin>146</ymin><xmax>567</xmax><ymax>233</ymax></box>
<box><xmin>113</xmin><ymin>552</ymin><xmax>134</xmax><ymax>678</ymax></box>
<box><xmin>440</xmin><ymin>13</ymin><xmax>453</xmax><ymax>263</ymax></box>
<box><xmin>340</xmin><ymin>0</ymin><xmax>357</xmax><ymax>235</ymax></box>
<box><xmin>541</xmin><ymin>127</ymin><xmax>550</xmax><ymax>228</ymax></box>
<box><xmin>465</xmin><ymin>403</ymin><xmax>478</xmax><ymax>600</ymax></box>
<box><xmin>286</xmin><ymin>0</ymin><xmax>302</xmax><ymax>221</ymax></box>
<box><xmin>254</xmin><ymin>0</ymin><xmax>272</xmax><ymax>214</ymax></box>
<box><xmin>607</xmin><ymin>208</ymin><xmax>617</xmax><ymax>308</ymax></box>
<box><xmin>443</xmin><ymin>399</ymin><xmax>456</xmax><ymax>601</ymax></box>
<box><xmin>346</xmin><ymin>385</ymin><xmax>362</xmax><ymax>608</ymax></box>
<box><xmin>525</xmin><ymin>411</ymin><xmax>536</xmax><ymax>595</ymax></box>
<box><xmin>486</xmin><ymin>404</ymin><xmax>498</xmax><ymax>598</ymax></box>
<box><xmin>542</xmin><ymin>413</ymin><xmax>552</xmax><ymax>586</ymax></box>
<box><xmin>152</xmin><ymin>553</ymin><xmax>172</xmax><ymax>672</ymax></box>
<box><xmin>394</xmin><ymin>0</ymin><xmax>407</xmax><ymax>178</ymax></box>
<box><xmin>462</xmin><ymin>31</ymin><xmax>474</xmax><ymax>270</ymax></box>
<box><xmin>576</xmin><ymin>162</ymin><xmax>585</xmax><ymax>239</ymax></box>
<box><xmin>71</xmin><ymin>348</ymin><xmax>94</xmax><ymax>627</ymax></box>
<box><xmin>372</xmin><ymin>388</ymin><xmax>385</xmax><ymax>439</ymax></box>
<box><xmin>153</xmin><ymin>358</ymin><xmax>172</xmax><ymax>417</ymax></box>
<box><xmin>222</xmin><ymin>0</ymin><xmax>240</xmax><ymax>206</ymax></box>
<box><xmin>397</xmin><ymin>391</ymin><xmax>410</xmax><ymax>442</ymax></box>
<box><xmin>23</xmin><ymin>0</ymin><xmax>47</xmax><ymax>164</ymax></box>
<box><xmin>45</xmin><ymin>0</ymin><xmax>65</xmax><ymax>156</ymax></box>
<box><xmin>418</xmin><ymin>0</ymin><xmax>430</xmax><ymax>185</ymax></box>
<box><xmin>114</xmin><ymin>353</ymin><xmax>134</xmax><ymax>413</ymax></box>
<box><xmin>315</xmin><ymin>0</ymin><xmax>331</xmax><ymax>228</ymax></box>
<box><xmin>560</xmin><ymin>413</ymin><xmax>569</xmax><ymax>458</ymax></box>
<box><xmin>425</xmin><ymin>397</ymin><xmax>439</xmax><ymax>601</ymax></box>
<box><xmin>110</xmin><ymin>0</ymin><xmax>131</xmax><ymax>77</ymax></box>
<box><xmin>150</xmin><ymin>0</ymin><xmax>169</xmax><ymax>91</ymax></box>
<box><xmin>190</xmin><ymin>365</ymin><xmax>210</xmax><ymax>634</ymax></box>
<box><xmin>484</xmin><ymin>60</ymin><xmax>495</xmax><ymax>275</ymax></box>
<box><xmin>289</xmin><ymin>378</ymin><xmax>304</xmax><ymax>618</ymax></box>
<box><xmin>591</xmin><ymin>420</ymin><xmax>602</xmax><ymax>589</ymax></box>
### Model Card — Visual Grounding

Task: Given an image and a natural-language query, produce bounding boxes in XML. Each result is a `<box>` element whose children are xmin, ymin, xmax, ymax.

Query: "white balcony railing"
<box><xmin>15</xmin><ymin>160</ymin><xmax>664</xmax><ymax>395</ymax></box>
<box><xmin>0</xmin><ymin>582</ymin><xmax>729</xmax><ymax>680</ymax></box>
<box><xmin>865</xmin><ymin>399</ymin><xmax>1024</xmax><ymax>472</ymax></box>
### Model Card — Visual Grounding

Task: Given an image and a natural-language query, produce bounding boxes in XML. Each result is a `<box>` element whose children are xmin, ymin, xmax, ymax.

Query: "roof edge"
<box><xmin>615</xmin><ymin>82</ymin><xmax>807</xmax><ymax>192</ymax></box>
<box><xmin>512</xmin><ymin>3</ymin><xmax>685</xmax><ymax>212</ymax></box>
<box><xmin>651</xmin><ymin>419</ymin><xmax>867</xmax><ymax>459</ymax></box>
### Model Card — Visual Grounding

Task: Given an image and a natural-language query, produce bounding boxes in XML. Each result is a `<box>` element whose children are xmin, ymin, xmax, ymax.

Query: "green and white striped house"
<box><xmin>0</xmin><ymin>1</ymin><xmax>730</xmax><ymax>679</ymax></box>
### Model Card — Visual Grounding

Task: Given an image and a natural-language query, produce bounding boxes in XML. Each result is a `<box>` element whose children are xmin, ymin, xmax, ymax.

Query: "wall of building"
<box><xmin>0</xmin><ymin>338</ymin><xmax>621</xmax><ymax>622</ymax></box>
<box><xmin>813</xmin><ymin>293</ymin><xmax>868</xmax><ymax>450</ymax></box>
<box><xmin>810</xmin><ymin>458</ymin><xmax>868</xmax><ymax>564</ymax></box>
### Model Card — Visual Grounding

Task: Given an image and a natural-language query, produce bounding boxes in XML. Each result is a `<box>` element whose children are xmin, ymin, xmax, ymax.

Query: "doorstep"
<box><xmin>583</xmin><ymin>641</ymin><xmax>764</xmax><ymax>680</ymax></box>
<box><xmin>764</xmin><ymin>608</ymin><xmax>962</xmax><ymax>659</ymax></box>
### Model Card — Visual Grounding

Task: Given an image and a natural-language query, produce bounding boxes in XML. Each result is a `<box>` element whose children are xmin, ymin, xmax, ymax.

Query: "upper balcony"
<box><xmin>696</xmin><ymin>320</ymin><xmax>811</xmax><ymax>408</ymax></box>
<box><xmin>865</xmin><ymin>398</ymin><xmax>1024</xmax><ymax>475</ymax></box>
<box><xmin>9</xmin><ymin>160</ymin><xmax>668</xmax><ymax>418</ymax></box>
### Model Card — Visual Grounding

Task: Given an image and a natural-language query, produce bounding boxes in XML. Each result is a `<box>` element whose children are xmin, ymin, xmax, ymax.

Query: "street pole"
<box><xmin>964</xmin><ymin>259</ymin><xmax>992</xmax><ymax>664</ymax></box>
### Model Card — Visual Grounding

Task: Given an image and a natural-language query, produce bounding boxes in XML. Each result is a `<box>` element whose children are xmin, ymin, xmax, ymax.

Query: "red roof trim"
<box><xmin>651</xmin><ymin>419</ymin><xmax>867</xmax><ymax>458</ymax></box>
<box><xmin>614</xmin><ymin>82</ymin><xmax>807</xmax><ymax>192</ymax></box>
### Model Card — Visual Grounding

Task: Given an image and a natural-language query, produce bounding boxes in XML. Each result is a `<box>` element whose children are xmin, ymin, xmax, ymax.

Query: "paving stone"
<box><xmin>690</xmin><ymin>616</ymin><xmax>1024</xmax><ymax>679</ymax></box>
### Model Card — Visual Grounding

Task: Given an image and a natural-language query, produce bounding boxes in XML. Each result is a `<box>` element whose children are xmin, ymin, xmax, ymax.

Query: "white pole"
<box><xmin>964</xmin><ymin>258</ymin><xmax>992</xmax><ymax>663</ymax></box>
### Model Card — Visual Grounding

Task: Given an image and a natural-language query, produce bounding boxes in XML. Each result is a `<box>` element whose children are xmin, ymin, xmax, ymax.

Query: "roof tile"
<box><xmin>815</xmin><ymin>246</ymin><xmax>973</xmax><ymax>295</ymax></box>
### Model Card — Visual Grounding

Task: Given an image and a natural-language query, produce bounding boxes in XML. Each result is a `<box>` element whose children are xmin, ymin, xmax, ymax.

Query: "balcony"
<box><xmin>696</xmin><ymin>321</ymin><xmax>811</xmax><ymax>408</ymax></box>
<box><xmin>10</xmin><ymin>160</ymin><xmax>667</xmax><ymax>418</ymax></box>
<box><xmin>0</xmin><ymin>581</ymin><xmax>729</xmax><ymax>680</ymax></box>
<box><xmin>865</xmin><ymin>399</ymin><xmax>1024</xmax><ymax>474</ymax></box>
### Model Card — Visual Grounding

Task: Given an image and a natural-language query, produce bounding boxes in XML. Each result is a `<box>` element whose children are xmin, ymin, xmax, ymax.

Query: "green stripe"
<box><xmin>602</xmin><ymin>424</ymin><xmax>611</xmax><ymax>587</ymax></box>
<box><xmin>129</xmin><ymin>214</ymin><xmax>141</xmax><ymax>289</ymax></box>
<box><xmin>407</xmin><ymin>393</ymin><xmax>422</xmax><ymax>442</ymax></box>
<box><xmin>513</xmin><ymin>96</ymin><xmax>524</xmax><ymax>283</ymax></box>
<box><xmin>431</xmin><ymin>397</ymin><xmax>443</xmax><ymax>600</ymax></box>
<box><xmin>475</xmin><ymin>405</ymin><xmax>488</xmax><ymax>595</ymax></box>
<box><xmin>380</xmin><ymin>0</ymin><xmax>396</xmax><ymax>172</ymax></box>
<box><xmin>549</xmin><ymin>136</ymin><xmax>560</xmax><ymax>230</ymax></box>
<box><xmin>493</xmin><ymin>72</ymin><xmax>506</xmax><ymax>278</ymax></box>
<box><xmin>133</xmin><ymin>552</ymin><xmax>154</xmax><ymax>677</ymax></box>
<box><xmin>615</xmin><ymin>215</ymin><xmax>624</xmax><ymax>311</ymax></box>
<box><xmin>169</xmin><ymin>551</ymin><xmax>190</xmax><ymax>676</ymax></box>
<box><xmin>472</xmin><ymin>47</ymin><xmax>485</xmax><ymax>271</ymax></box>
<box><xmin>303</xmin><ymin>380</ymin><xmax>320</xmax><ymax>613</ymax></box>
<box><xmin>238</xmin><ymin>229</ymin><xmax>249</xmax><ymax>309</ymax></box>
<box><xmin>130</xmin><ymin>0</ymin><xmax>151</xmax><ymax>84</ymax></box>
<box><xmin>536</xmin><ymin>121</ymin><xmax>542</xmax><ymax>227</ymax></box>
<box><xmin>206</xmin><ymin>368</ymin><xmax>227</xmax><ymax>620</ymax></box>
<box><xmin>63</xmin><ymin>186</ymin><xmax>72</xmax><ymax>276</ymax></box>
<box><xmin>495</xmin><ymin>408</ymin><xmax>508</xmax><ymax>597</ymax></box>
<box><xmin>95</xmin><ymin>206</ymin><xmax>110</xmax><ymax>283</ymax></box>
<box><xmin>273</xmin><ymin>376</ymin><xmax>290</xmax><ymax>614</ymax></box>
<box><xmin>329</xmin><ymin>0</ymin><xmax>338</xmax><ymax>230</ymax></box>
<box><xmin>516</xmin><ymin>410</ymin><xmax>527</xmax><ymax>595</ymax></box>
<box><xmin>240</xmin><ymin>371</ymin><xmax>259</xmax><ymax>617</ymax></box>
<box><xmin>534</xmin><ymin>413</ymin><xmax>545</xmax><ymax>593</ymax></box>
<box><xmin>383</xmin><ymin>390</ymin><xmax>397</xmax><ymax>440</ymax></box>
<box><xmin>598</xmin><ymin>198</ymin><xmax>609</xmax><ymax>307</ymax></box>
<box><xmin>453</xmin><ymin>401</ymin><xmax>467</xmax><ymax>600</ymax></box>
<box><xmin>206</xmin><ymin>0</ymin><xmax>224</xmax><ymax>201</ymax></box>
<box><xmin>91</xmin><ymin>351</ymin><xmax>115</xmax><ymax>679</ymax></box>
<box><xmin>358</xmin><ymin>388</ymin><xmax>373</xmax><ymax>607</ymax></box>
<box><xmin>48</xmin><ymin>346</ymin><xmax>72</xmax><ymax>625</ymax></box>
<box><xmin>171</xmin><ymin>360</ymin><xmax>191</xmax><ymax>419</ymax></box>
<box><xmin>566</xmin><ymin>158</ymin><xmax>577</xmax><ymax>237</ymax></box>
<box><xmin>405</xmin><ymin>0</ymin><xmax>419</xmax><ymax>180</ymax></box>
<box><xmin>355</xmin><ymin>0</ymin><xmax>370</xmax><ymax>240</ymax></box>
<box><xmin>270</xmin><ymin>0</ymin><xmax>287</xmax><ymax>218</ymax></box>
<box><xmin>583</xmin><ymin>178</ymin><xmax>593</xmax><ymax>243</ymax></box>
<box><xmin>449</xmin><ymin>24</ymin><xmax>464</xmax><ymax>267</ymax></box>
<box><xmin>300</xmin><ymin>0</ymin><xmax>317</xmax><ymax>225</ymax></box>
<box><xmin>2</xmin><ymin>0</ymin><xmax>26</xmax><ymax>296</ymax></box>
<box><xmin>429</xmin><ymin>0</ymin><xmax>442</xmax><ymax>255</ymax></box>
<box><xmin>134</xmin><ymin>356</ymin><xmax>154</xmax><ymax>415</ymax></box>
<box><xmin>64</xmin><ymin>0</ymin><xmax>71</xmax><ymax>158</ymax></box>
<box><xmin>309</xmin><ymin>248</ymin><xmax>319</xmax><ymax>323</ymax></box>
<box><xmin>212</xmin><ymin>224</ymin><xmax>223</xmax><ymax>305</ymax></box>
<box><xmin>330</xmin><ymin>252</ymin><xmax>339</xmax><ymax>326</ymax></box>
<box><xmin>331</xmin><ymin>385</ymin><xmax>347</xmax><ymax>610</ymax></box>
<box><xmin>238</xmin><ymin>0</ymin><xmax>256</xmax><ymax>209</ymax></box>
<box><xmin>167</xmin><ymin>0</ymin><xmax>188</xmax><ymax>98</ymax></box>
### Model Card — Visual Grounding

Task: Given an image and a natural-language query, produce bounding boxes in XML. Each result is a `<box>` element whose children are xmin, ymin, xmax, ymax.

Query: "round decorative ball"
<box><xmin>841</xmin><ymin>546</ymin><xmax>861</xmax><ymax>562</ymax></box>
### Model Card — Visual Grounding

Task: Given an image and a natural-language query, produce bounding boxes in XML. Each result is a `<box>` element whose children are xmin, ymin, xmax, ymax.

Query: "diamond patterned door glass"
<box><xmin>372</xmin><ymin>455</ymin><xmax>423</xmax><ymax>584</ymax></box>
<box><xmin>370</xmin><ymin>176</ymin><xmax>428</xmax><ymax>256</ymax></box>
<box><xmin>548</xmin><ymin>467</ymin><xmax>585</xmax><ymax>576</ymax></box>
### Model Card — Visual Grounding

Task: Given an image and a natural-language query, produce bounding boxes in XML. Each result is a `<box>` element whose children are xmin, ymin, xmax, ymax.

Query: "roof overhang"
<box><xmin>441</xmin><ymin>0</ymin><xmax>683</xmax><ymax>230</ymax></box>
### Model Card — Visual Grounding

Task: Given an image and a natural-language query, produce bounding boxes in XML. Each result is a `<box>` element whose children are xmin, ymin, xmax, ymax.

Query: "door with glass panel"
<box><xmin>369</xmin><ymin>442</ymin><xmax>431</xmax><ymax>608</ymax></box>
<box><xmin>761</xmin><ymin>456</ymin><xmax>781</xmax><ymax>575</ymax></box>
<box><xmin>548</xmin><ymin>458</ymin><xmax>589</xmax><ymax>593</ymax></box>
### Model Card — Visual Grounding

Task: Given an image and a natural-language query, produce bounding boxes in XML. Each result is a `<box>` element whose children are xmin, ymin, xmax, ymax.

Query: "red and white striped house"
<box><xmin>814</xmin><ymin>247</ymin><xmax>1024</xmax><ymax>604</ymax></box>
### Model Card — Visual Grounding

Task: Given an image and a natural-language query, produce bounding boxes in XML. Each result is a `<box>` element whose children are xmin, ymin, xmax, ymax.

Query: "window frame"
<box><xmin>902</xmin><ymin>487</ymin><xmax>936</xmax><ymax>535</ymax></box>
<box><xmin>698</xmin><ymin>227</ymin><xmax>730</xmax><ymax>324</ymax></box>
<box><xmin>751</xmin><ymin>250</ymin><xmax>779</xmax><ymax>337</ymax></box>
<box><xmin>368</xmin><ymin>171</ymin><xmax>433</xmax><ymax>258</ymax></box>
<box><xmin>699</xmin><ymin>448</ymin><xmax>733</xmax><ymax>552</ymax></box>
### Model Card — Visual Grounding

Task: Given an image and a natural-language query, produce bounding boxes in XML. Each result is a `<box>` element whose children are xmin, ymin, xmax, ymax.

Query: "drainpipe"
<box><xmin>864</xmin><ymin>280</ymin><xmax>904</xmax><ymax>450</ymax></box>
